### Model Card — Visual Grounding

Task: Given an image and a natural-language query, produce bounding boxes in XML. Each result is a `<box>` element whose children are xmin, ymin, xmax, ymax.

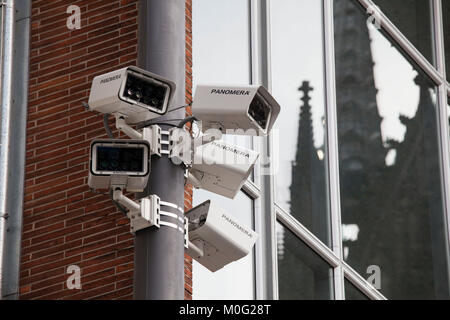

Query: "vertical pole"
<box><xmin>134</xmin><ymin>0</ymin><xmax>186</xmax><ymax>300</ymax></box>
<box><xmin>2</xmin><ymin>0</ymin><xmax>31</xmax><ymax>300</ymax></box>
<box><xmin>0</xmin><ymin>0</ymin><xmax>15</xmax><ymax>300</ymax></box>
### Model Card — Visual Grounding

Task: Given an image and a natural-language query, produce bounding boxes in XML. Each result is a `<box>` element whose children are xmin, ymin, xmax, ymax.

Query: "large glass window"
<box><xmin>192</xmin><ymin>0</ymin><xmax>256</xmax><ymax>300</ymax></box>
<box><xmin>334</xmin><ymin>0</ymin><xmax>450</xmax><ymax>299</ymax></box>
<box><xmin>270</xmin><ymin>0</ymin><xmax>331</xmax><ymax>246</ymax></box>
<box><xmin>372</xmin><ymin>0</ymin><xmax>435</xmax><ymax>65</ymax></box>
<box><xmin>193</xmin><ymin>191</ymin><xmax>255</xmax><ymax>299</ymax></box>
<box><xmin>345</xmin><ymin>279</ymin><xmax>369</xmax><ymax>300</ymax></box>
<box><xmin>276</xmin><ymin>222</ymin><xmax>334</xmax><ymax>300</ymax></box>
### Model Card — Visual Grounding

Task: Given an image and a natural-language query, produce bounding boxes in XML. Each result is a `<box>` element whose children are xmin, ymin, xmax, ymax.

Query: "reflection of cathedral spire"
<box><xmin>290</xmin><ymin>81</ymin><xmax>327</xmax><ymax>243</ymax></box>
<box><xmin>279</xmin><ymin>81</ymin><xmax>329</xmax><ymax>299</ymax></box>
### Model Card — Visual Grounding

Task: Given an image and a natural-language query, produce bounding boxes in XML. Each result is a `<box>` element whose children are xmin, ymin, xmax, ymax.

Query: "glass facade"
<box><xmin>192</xmin><ymin>0</ymin><xmax>450</xmax><ymax>300</ymax></box>
<box><xmin>192</xmin><ymin>0</ymin><xmax>257</xmax><ymax>300</ymax></box>
<box><xmin>270</xmin><ymin>0</ymin><xmax>331</xmax><ymax>246</ymax></box>
<box><xmin>345</xmin><ymin>279</ymin><xmax>370</xmax><ymax>300</ymax></box>
<box><xmin>335</xmin><ymin>0</ymin><xmax>449</xmax><ymax>299</ymax></box>
<box><xmin>372</xmin><ymin>0</ymin><xmax>435</xmax><ymax>65</ymax></box>
<box><xmin>277</xmin><ymin>222</ymin><xmax>334</xmax><ymax>299</ymax></box>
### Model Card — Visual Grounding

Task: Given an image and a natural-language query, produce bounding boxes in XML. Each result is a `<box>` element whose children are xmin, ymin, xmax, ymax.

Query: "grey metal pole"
<box><xmin>0</xmin><ymin>0</ymin><xmax>15</xmax><ymax>299</ymax></box>
<box><xmin>2</xmin><ymin>0</ymin><xmax>31</xmax><ymax>300</ymax></box>
<box><xmin>134</xmin><ymin>0</ymin><xmax>186</xmax><ymax>300</ymax></box>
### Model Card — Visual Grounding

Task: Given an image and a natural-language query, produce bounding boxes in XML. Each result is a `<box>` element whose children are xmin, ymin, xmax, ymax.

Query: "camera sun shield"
<box><xmin>88</xmin><ymin>66</ymin><xmax>176</xmax><ymax>125</ymax></box>
<box><xmin>191</xmin><ymin>84</ymin><xmax>280</xmax><ymax>136</ymax></box>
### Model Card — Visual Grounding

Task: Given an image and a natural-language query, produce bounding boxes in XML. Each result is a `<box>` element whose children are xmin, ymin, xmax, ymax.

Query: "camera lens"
<box><xmin>96</xmin><ymin>146</ymin><xmax>145</xmax><ymax>173</ymax></box>
<box><xmin>109</xmin><ymin>149</ymin><xmax>119</xmax><ymax>159</ymax></box>
<box><xmin>110</xmin><ymin>160</ymin><xmax>119</xmax><ymax>169</ymax></box>
<box><xmin>248</xmin><ymin>96</ymin><xmax>270</xmax><ymax>130</ymax></box>
<box><xmin>123</xmin><ymin>72</ymin><xmax>168</xmax><ymax>113</ymax></box>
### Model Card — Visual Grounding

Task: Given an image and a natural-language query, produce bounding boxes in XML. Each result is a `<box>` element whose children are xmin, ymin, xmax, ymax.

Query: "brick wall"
<box><xmin>19</xmin><ymin>0</ymin><xmax>193</xmax><ymax>300</ymax></box>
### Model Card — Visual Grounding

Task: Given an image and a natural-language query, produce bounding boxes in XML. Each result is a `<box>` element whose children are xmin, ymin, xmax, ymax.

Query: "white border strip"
<box><xmin>160</xmin><ymin>210</ymin><xmax>185</xmax><ymax>224</ymax></box>
<box><xmin>160</xmin><ymin>200</ymin><xmax>184</xmax><ymax>214</ymax></box>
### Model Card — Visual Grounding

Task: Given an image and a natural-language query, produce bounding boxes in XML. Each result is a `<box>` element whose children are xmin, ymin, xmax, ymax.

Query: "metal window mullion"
<box><xmin>323</xmin><ymin>0</ymin><xmax>345</xmax><ymax>300</ymax></box>
<box><xmin>242</xmin><ymin>179</ymin><xmax>261</xmax><ymax>200</ymax></box>
<box><xmin>436</xmin><ymin>84</ymin><xmax>450</xmax><ymax>291</ymax></box>
<box><xmin>433</xmin><ymin>0</ymin><xmax>446</xmax><ymax>77</ymax></box>
<box><xmin>249</xmin><ymin>0</ymin><xmax>278</xmax><ymax>300</ymax></box>
<box><xmin>433</xmin><ymin>0</ymin><xmax>450</xmax><ymax>292</ymax></box>
<box><xmin>357</xmin><ymin>0</ymin><xmax>444</xmax><ymax>86</ymax></box>
<box><xmin>275</xmin><ymin>204</ymin><xmax>340</xmax><ymax>268</ymax></box>
<box><xmin>248</xmin><ymin>0</ymin><xmax>263</xmax><ymax>301</ymax></box>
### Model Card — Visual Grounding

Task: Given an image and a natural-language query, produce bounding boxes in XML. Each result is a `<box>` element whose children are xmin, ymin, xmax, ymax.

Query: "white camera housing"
<box><xmin>192</xmin><ymin>84</ymin><xmax>281</xmax><ymax>135</ymax></box>
<box><xmin>88</xmin><ymin>66</ymin><xmax>176</xmax><ymax>124</ymax></box>
<box><xmin>88</xmin><ymin>139</ymin><xmax>151</xmax><ymax>192</ymax></box>
<box><xmin>189</xmin><ymin>140</ymin><xmax>259</xmax><ymax>199</ymax></box>
<box><xmin>186</xmin><ymin>200</ymin><xmax>258</xmax><ymax>272</ymax></box>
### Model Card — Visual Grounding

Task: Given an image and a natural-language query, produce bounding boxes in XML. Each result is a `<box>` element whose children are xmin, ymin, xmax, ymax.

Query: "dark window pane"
<box><xmin>270</xmin><ymin>0</ymin><xmax>331</xmax><ymax>247</ymax></box>
<box><xmin>345</xmin><ymin>279</ymin><xmax>370</xmax><ymax>300</ymax></box>
<box><xmin>372</xmin><ymin>0</ymin><xmax>434</xmax><ymax>64</ymax></box>
<box><xmin>334</xmin><ymin>0</ymin><xmax>450</xmax><ymax>299</ymax></box>
<box><xmin>444</xmin><ymin>0</ymin><xmax>450</xmax><ymax>82</ymax></box>
<box><xmin>277</xmin><ymin>222</ymin><xmax>334</xmax><ymax>300</ymax></box>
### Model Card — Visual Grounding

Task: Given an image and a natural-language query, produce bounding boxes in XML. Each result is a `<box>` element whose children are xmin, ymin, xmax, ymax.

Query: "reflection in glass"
<box><xmin>270</xmin><ymin>0</ymin><xmax>331</xmax><ymax>246</ymax></box>
<box><xmin>372</xmin><ymin>0</ymin><xmax>434</xmax><ymax>64</ymax></box>
<box><xmin>192</xmin><ymin>0</ymin><xmax>255</xmax><ymax>300</ymax></box>
<box><xmin>192</xmin><ymin>0</ymin><xmax>253</xmax><ymax>164</ymax></box>
<box><xmin>193</xmin><ymin>191</ymin><xmax>255</xmax><ymax>300</ymax></box>
<box><xmin>277</xmin><ymin>222</ymin><xmax>334</xmax><ymax>300</ymax></box>
<box><xmin>345</xmin><ymin>279</ymin><xmax>370</xmax><ymax>300</ymax></box>
<box><xmin>335</xmin><ymin>0</ymin><xmax>450</xmax><ymax>299</ymax></box>
<box><xmin>444</xmin><ymin>1</ymin><xmax>450</xmax><ymax>82</ymax></box>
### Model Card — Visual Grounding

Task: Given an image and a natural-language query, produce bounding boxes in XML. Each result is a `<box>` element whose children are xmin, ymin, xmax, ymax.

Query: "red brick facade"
<box><xmin>19</xmin><ymin>0</ymin><xmax>193</xmax><ymax>300</ymax></box>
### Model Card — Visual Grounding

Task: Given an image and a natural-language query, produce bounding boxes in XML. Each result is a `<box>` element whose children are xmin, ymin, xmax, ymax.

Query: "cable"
<box><xmin>177</xmin><ymin>116</ymin><xmax>198</xmax><ymax>129</ymax></box>
<box><xmin>82</xmin><ymin>101</ymin><xmax>90</xmax><ymax>111</ymax></box>
<box><xmin>137</xmin><ymin>118</ymin><xmax>186</xmax><ymax>129</ymax></box>
<box><xmin>103</xmin><ymin>114</ymin><xmax>115</xmax><ymax>139</ymax></box>
<box><xmin>166</xmin><ymin>102</ymin><xmax>192</xmax><ymax>114</ymax></box>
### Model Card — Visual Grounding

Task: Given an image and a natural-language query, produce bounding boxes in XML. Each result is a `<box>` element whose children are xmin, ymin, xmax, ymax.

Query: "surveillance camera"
<box><xmin>88</xmin><ymin>66</ymin><xmax>176</xmax><ymax>124</ymax></box>
<box><xmin>185</xmin><ymin>200</ymin><xmax>258</xmax><ymax>272</ymax></box>
<box><xmin>192</xmin><ymin>84</ymin><xmax>280</xmax><ymax>136</ymax></box>
<box><xmin>88</xmin><ymin>139</ymin><xmax>151</xmax><ymax>192</ymax></box>
<box><xmin>188</xmin><ymin>140</ymin><xmax>259</xmax><ymax>199</ymax></box>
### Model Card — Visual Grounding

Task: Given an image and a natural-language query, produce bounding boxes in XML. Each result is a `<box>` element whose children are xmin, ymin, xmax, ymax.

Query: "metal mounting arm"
<box><xmin>112</xmin><ymin>187</ymin><xmax>160</xmax><ymax>233</ymax></box>
<box><xmin>186</xmin><ymin>240</ymin><xmax>204</xmax><ymax>259</ymax></box>
<box><xmin>115</xmin><ymin>114</ymin><xmax>143</xmax><ymax>140</ymax></box>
